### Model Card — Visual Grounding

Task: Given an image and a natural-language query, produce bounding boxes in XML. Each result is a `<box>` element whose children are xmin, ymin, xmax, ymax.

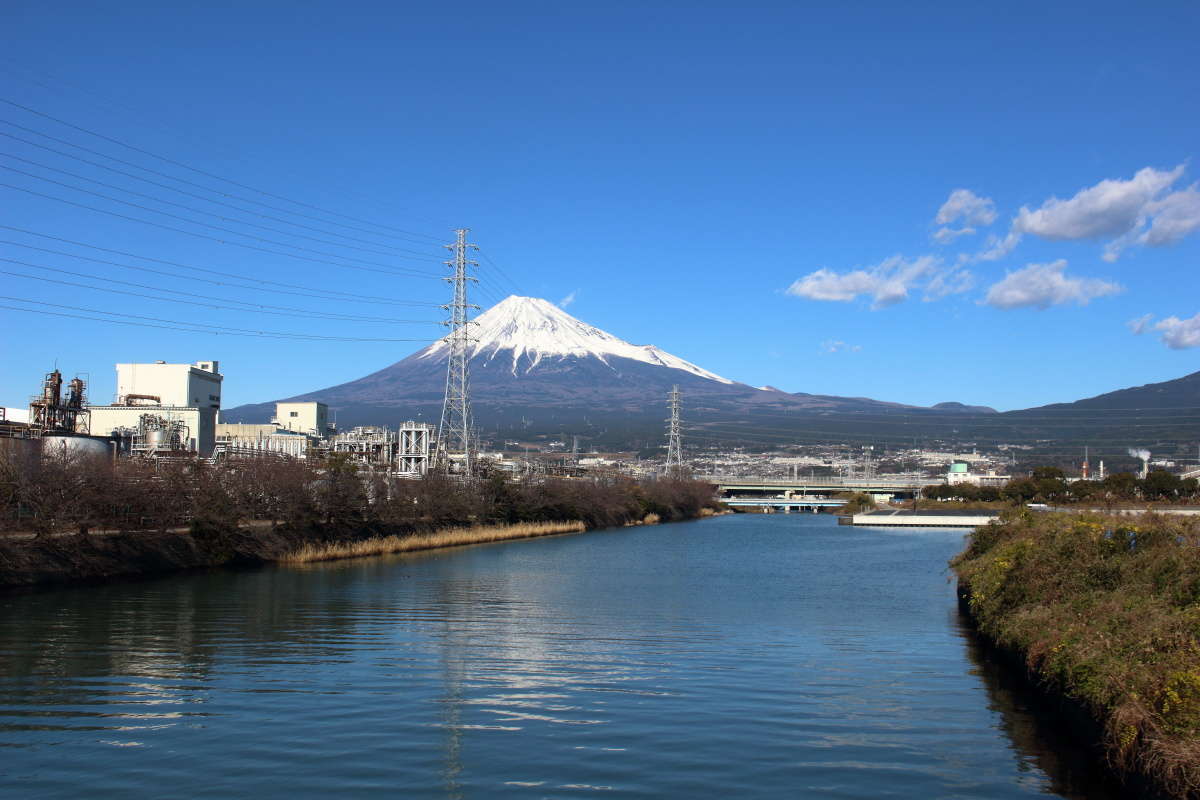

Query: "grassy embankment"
<box><xmin>283</xmin><ymin>520</ymin><xmax>587</xmax><ymax>563</ymax></box>
<box><xmin>952</xmin><ymin>509</ymin><xmax>1200</xmax><ymax>797</ymax></box>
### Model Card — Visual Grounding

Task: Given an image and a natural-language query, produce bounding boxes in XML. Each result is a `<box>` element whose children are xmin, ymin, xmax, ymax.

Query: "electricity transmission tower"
<box><xmin>665</xmin><ymin>384</ymin><xmax>683</xmax><ymax>477</ymax></box>
<box><xmin>436</xmin><ymin>228</ymin><xmax>479</xmax><ymax>475</ymax></box>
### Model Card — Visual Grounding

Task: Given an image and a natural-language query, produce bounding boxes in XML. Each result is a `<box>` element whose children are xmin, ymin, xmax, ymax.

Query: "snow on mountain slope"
<box><xmin>420</xmin><ymin>296</ymin><xmax>735</xmax><ymax>384</ymax></box>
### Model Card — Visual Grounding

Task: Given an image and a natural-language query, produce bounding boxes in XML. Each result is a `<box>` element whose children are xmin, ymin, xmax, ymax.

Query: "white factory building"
<box><xmin>85</xmin><ymin>360</ymin><xmax>223</xmax><ymax>456</ymax></box>
<box><xmin>272</xmin><ymin>401</ymin><xmax>332</xmax><ymax>437</ymax></box>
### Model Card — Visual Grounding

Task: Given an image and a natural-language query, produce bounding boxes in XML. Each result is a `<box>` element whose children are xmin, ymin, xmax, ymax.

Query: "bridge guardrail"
<box><xmin>700</xmin><ymin>475</ymin><xmax>929</xmax><ymax>490</ymax></box>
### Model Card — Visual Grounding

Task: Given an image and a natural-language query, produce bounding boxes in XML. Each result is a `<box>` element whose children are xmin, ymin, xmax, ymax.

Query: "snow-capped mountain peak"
<box><xmin>420</xmin><ymin>295</ymin><xmax>734</xmax><ymax>384</ymax></box>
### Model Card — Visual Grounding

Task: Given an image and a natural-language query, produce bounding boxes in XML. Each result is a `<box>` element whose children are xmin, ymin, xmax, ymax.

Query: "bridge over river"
<box><xmin>699</xmin><ymin>475</ymin><xmax>929</xmax><ymax>513</ymax></box>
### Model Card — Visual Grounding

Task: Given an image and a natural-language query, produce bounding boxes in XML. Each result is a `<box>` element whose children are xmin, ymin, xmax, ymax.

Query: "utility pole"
<box><xmin>665</xmin><ymin>385</ymin><xmax>683</xmax><ymax>477</ymax></box>
<box><xmin>436</xmin><ymin>228</ymin><xmax>479</xmax><ymax>476</ymax></box>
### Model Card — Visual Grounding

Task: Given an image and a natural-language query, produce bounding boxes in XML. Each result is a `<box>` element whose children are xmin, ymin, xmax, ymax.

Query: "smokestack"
<box><xmin>1128</xmin><ymin>448</ymin><xmax>1151</xmax><ymax>479</ymax></box>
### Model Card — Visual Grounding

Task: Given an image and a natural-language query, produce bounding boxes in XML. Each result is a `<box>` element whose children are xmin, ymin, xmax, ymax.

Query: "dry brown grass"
<box><xmin>281</xmin><ymin>520</ymin><xmax>587</xmax><ymax>564</ymax></box>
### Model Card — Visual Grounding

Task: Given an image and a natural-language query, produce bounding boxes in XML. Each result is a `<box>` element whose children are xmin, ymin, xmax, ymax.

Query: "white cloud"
<box><xmin>786</xmin><ymin>254</ymin><xmax>965</xmax><ymax>309</ymax></box>
<box><xmin>983</xmin><ymin>260</ymin><xmax>1122</xmax><ymax>310</ymax></box>
<box><xmin>1127</xmin><ymin>313</ymin><xmax>1154</xmax><ymax>335</ymax></box>
<box><xmin>933</xmin><ymin>226</ymin><xmax>976</xmax><ymax>244</ymax></box>
<box><xmin>1152</xmin><ymin>313</ymin><xmax>1200</xmax><ymax>349</ymax></box>
<box><xmin>936</xmin><ymin>189</ymin><xmax>997</xmax><ymax>227</ymax></box>
<box><xmin>1014</xmin><ymin>165</ymin><xmax>1183</xmax><ymax>239</ymax></box>
<box><xmin>932</xmin><ymin>189</ymin><xmax>996</xmax><ymax>245</ymax></box>
<box><xmin>971</xmin><ymin>230</ymin><xmax>1022</xmax><ymax>262</ymax></box>
<box><xmin>1140</xmin><ymin>185</ymin><xmax>1200</xmax><ymax>246</ymax></box>
<box><xmin>924</xmin><ymin>269</ymin><xmax>975</xmax><ymax>300</ymax></box>
<box><xmin>1011</xmin><ymin>164</ymin><xmax>1198</xmax><ymax>262</ymax></box>
<box><xmin>821</xmin><ymin>340</ymin><xmax>862</xmax><ymax>354</ymax></box>
<box><xmin>558</xmin><ymin>290</ymin><xmax>578</xmax><ymax>308</ymax></box>
<box><xmin>787</xmin><ymin>268</ymin><xmax>879</xmax><ymax>302</ymax></box>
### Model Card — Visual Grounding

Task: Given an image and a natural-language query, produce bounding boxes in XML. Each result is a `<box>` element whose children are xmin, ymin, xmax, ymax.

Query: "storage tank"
<box><xmin>144</xmin><ymin>427</ymin><xmax>168</xmax><ymax>451</ymax></box>
<box><xmin>40</xmin><ymin>434</ymin><xmax>111</xmax><ymax>461</ymax></box>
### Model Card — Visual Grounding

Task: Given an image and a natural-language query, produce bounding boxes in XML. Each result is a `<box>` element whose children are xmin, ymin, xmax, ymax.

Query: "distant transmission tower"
<box><xmin>436</xmin><ymin>228</ymin><xmax>479</xmax><ymax>475</ymax></box>
<box><xmin>665</xmin><ymin>384</ymin><xmax>683</xmax><ymax>477</ymax></box>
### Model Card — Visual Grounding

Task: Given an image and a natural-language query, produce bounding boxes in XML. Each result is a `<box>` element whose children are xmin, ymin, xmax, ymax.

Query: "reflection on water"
<box><xmin>0</xmin><ymin>515</ymin><xmax>1132</xmax><ymax>797</ymax></box>
<box><xmin>955</xmin><ymin>615</ymin><xmax>1138</xmax><ymax>799</ymax></box>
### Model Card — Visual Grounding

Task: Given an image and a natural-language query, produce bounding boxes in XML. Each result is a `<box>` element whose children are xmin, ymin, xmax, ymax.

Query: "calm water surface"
<box><xmin>0</xmin><ymin>514</ymin><xmax>1131</xmax><ymax>798</ymax></box>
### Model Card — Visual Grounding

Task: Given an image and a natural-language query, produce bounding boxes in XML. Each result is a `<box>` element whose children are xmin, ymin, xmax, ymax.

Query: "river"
<box><xmin>0</xmin><ymin>514</ymin><xmax>1134</xmax><ymax>798</ymax></box>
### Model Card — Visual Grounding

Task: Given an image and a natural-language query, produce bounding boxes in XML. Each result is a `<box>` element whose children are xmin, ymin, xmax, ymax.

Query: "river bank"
<box><xmin>0</xmin><ymin>459</ymin><xmax>721</xmax><ymax>588</ymax></box>
<box><xmin>0</xmin><ymin>510</ymin><xmax>716</xmax><ymax>589</ymax></box>
<box><xmin>952</xmin><ymin>509</ymin><xmax>1200</xmax><ymax>798</ymax></box>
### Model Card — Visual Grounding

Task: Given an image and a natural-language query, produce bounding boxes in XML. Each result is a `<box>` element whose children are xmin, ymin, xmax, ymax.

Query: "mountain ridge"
<box><xmin>221</xmin><ymin>295</ymin><xmax>1200</xmax><ymax>446</ymax></box>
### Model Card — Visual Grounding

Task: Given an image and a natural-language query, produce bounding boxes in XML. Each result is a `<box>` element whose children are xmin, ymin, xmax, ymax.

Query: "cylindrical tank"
<box><xmin>0</xmin><ymin>437</ymin><xmax>40</xmax><ymax>462</ymax></box>
<box><xmin>40</xmin><ymin>434</ymin><xmax>111</xmax><ymax>460</ymax></box>
<box><xmin>144</xmin><ymin>428</ymin><xmax>168</xmax><ymax>450</ymax></box>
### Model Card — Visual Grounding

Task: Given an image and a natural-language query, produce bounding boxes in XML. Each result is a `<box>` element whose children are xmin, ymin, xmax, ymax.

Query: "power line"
<box><xmin>477</xmin><ymin>249</ymin><xmax>524</xmax><ymax>297</ymax></box>
<box><xmin>0</xmin><ymin>167</ymin><xmax>444</xmax><ymax>276</ymax></box>
<box><xmin>0</xmin><ymin>259</ymin><xmax>442</xmax><ymax>324</ymax></box>
<box><xmin>0</xmin><ymin>148</ymin><xmax>447</xmax><ymax>260</ymax></box>
<box><xmin>0</xmin><ymin>182</ymin><xmax>445</xmax><ymax>280</ymax></box>
<box><xmin>0</xmin><ymin>295</ymin><xmax>438</xmax><ymax>342</ymax></box>
<box><xmin>682</xmin><ymin>421</ymin><xmax>1186</xmax><ymax>445</ymax></box>
<box><xmin>1</xmin><ymin>114</ymin><xmax>444</xmax><ymax>248</ymax></box>
<box><xmin>0</xmin><ymin>65</ymin><xmax>454</xmax><ymax>237</ymax></box>
<box><xmin>1</xmin><ymin>227</ymin><xmax>443</xmax><ymax>306</ymax></box>
<box><xmin>687</xmin><ymin>413</ymin><xmax>1200</xmax><ymax>439</ymax></box>
<box><xmin>0</xmin><ymin>97</ymin><xmax>448</xmax><ymax>244</ymax></box>
<box><xmin>687</xmin><ymin>405</ymin><xmax>1200</xmax><ymax>424</ymax></box>
<box><xmin>680</xmin><ymin>428</ymin><xmax>1189</xmax><ymax>455</ymax></box>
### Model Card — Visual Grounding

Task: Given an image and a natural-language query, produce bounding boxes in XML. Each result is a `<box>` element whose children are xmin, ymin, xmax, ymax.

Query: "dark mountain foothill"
<box><xmin>221</xmin><ymin>296</ymin><xmax>1200</xmax><ymax>448</ymax></box>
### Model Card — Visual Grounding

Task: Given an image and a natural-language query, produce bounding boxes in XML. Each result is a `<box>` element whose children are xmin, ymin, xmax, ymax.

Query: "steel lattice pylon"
<box><xmin>665</xmin><ymin>384</ymin><xmax>683</xmax><ymax>477</ymax></box>
<box><xmin>436</xmin><ymin>228</ymin><xmax>479</xmax><ymax>475</ymax></box>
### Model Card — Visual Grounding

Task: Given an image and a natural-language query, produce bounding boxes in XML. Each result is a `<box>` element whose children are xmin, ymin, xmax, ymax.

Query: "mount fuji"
<box><xmin>224</xmin><ymin>296</ymin><xmax>939</xmax><ymax>440</ymax></box>
<box><xmin>219</xmin><ymin>295</ymin><xmax>1200</xmax><ymax>449</ymax></box>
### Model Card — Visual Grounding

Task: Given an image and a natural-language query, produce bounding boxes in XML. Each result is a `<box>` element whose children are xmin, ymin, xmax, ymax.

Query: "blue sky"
<box><xmin>2</xmin><ymin>1</ymin><xmax>1197</xmax><ymax>411</ymax></box>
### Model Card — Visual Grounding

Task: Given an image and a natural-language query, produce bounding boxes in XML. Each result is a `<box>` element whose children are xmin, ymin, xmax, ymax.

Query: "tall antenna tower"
<box><xmin>665</xmin><ymin>384</ymin><xmax>683</xmax><ymax>477</ymax></box>
<box><xmin>436</xmin><ymin>228</ymin><xmax>479</xmax><ymax>475</ymax></box>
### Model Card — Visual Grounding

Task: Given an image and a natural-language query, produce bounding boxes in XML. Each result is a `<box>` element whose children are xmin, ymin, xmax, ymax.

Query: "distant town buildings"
<box><xmin>945</xmin><ymin>461</ymin><xmax>1011</xmax><ymax>488</ymax></box>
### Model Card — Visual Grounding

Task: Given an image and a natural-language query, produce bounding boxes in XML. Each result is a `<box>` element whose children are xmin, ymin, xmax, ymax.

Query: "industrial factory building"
<box><xmin>215</xmin><ymin>400</ymin><xmax>328</xmax><ymax>460</ymax></box>
<box><xmin>213</xmin><ymin>422</ymin><xmax>312</xmax><ymax>459</ymax></box>
<box><xmin>86</xmin><ymin>360</ymin><xmax>223</xmax><ymax>457</ymax></box>
<box><xmin>216</xmin><ymin>404</ymin><xmax>434</xmax><ymax>473</ymax></box>
<box><xmin>6</xmin><ymin>359</ymin><xmax>435</xmax><ymax>473</ymax></box>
